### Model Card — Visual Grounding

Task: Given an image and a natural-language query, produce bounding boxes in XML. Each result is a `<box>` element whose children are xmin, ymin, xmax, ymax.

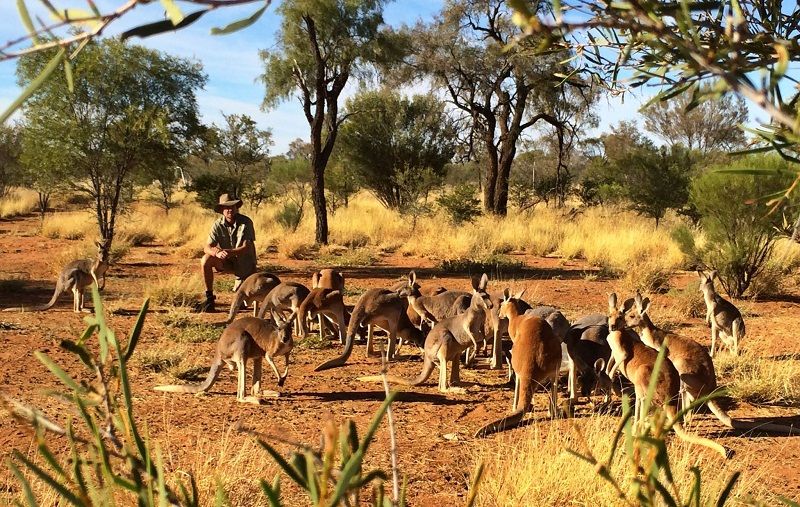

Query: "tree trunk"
<box><xmin>311</xmin><ymin>156</ymin><xmax>328</xmax><ymax>245</ymax></box>
<box><xmin>483</xmin><ymin>132</ymin><xmax>499</xmax><ymax>214</ymax></box>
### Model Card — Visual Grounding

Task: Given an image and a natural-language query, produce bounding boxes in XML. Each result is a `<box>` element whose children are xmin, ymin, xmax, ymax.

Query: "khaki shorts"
<box><xmin>215</xmin><ymin>257</ymin><xmax>256</xmax><ymax>283</ymax></box>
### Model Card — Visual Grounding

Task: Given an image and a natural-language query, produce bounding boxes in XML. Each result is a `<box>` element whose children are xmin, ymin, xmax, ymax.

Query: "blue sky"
<box><xmin>0</xmin><ymin>0</ymin><xmax>647</xmax><ymax>154</ymax></box>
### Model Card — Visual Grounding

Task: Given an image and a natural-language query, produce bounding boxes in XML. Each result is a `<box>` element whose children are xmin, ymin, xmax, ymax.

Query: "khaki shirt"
<box><xmin>207</xmin><ymin>213</ymin><xmax>256</xmax><ymax>279</ymax></box>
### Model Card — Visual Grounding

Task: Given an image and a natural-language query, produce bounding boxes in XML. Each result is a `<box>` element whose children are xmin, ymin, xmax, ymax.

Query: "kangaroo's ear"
<box><xmin>311</xmin><ymin>272</ymin><xmax>320</xmax><ymax>289</ymax></box>
<box><xmin>328</xmin><ymin>290</ymin><xmax>341</xmax><ymax>298</ymax></box>
<box><xmin>479</xmin><ymin>273</ymin><xmax>489</xmax><ymax>291</ymax></box>
<box><xmin>594</xmin><ymin>358</ymin><xmax>606</xmax><ymax>373</ymax></box>
<box><xmin>710</xmin><ymin>270</ymin><xmax>718</xmax><ymax>280</ymax></box>
<box><xmin>502</xmin><ymin>287</ymin><xmax>510</xmax><ymax>301</ymax></box>
<box><xmin>697</xmin><ymin>270</ymin><xmax>705</xmax><ymax>280</ymax></box>
<box><xmin>608</xmin><ymin>292</ymin><xmax>618</xmax><ymax>311</ymax></box>
<box><xmin>640</xmin><ymin>297</ymin><xmax>651</xmax><ymax>315</ymax></box>
<box><xmin>622</xmin><ymin>297</ymin><xmax>636</xmax><ymax>313</ymax></box>
<box><xmin>408</xmin><ymin>270</ymin><xmax>417</xmax><ymax>286</ymax></box>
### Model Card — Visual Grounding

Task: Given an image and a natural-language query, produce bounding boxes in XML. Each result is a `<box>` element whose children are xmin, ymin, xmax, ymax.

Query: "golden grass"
<box><xmin>715</xmin><ymin>352</ymin><xmax>800</xmax><ymax>406</ymax></box>
<box><xmin>0</xmin><ymin>188</ymin><xmax>39</xmax><ymax>218</ymax></box>
<box><xmin>41</xmin><ymin>211</ymin><xmax>96</xmax><ymax>240</ymax></box>
<box><xmin>144</xmin><ymin>271</ymin><xmax>204</xmax><ymax>307</ymax></box>
<box><xmin>471</xmin><ymin>413</ymin><xmax>769</xmax><ymax>506</ymax></box>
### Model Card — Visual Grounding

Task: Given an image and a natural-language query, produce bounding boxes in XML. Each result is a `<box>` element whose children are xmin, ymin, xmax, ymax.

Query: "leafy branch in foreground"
<box><xmin>1</xmin><ymin>0</ymin><xmax>270</xmax><ymax>124</ymax></box>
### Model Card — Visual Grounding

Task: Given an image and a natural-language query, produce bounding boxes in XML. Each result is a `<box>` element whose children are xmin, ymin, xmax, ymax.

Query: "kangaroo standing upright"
<box><xmin>475</xmin><ymin>289</ymin><xmax>563</xmax><ymax>437</ymax></box>
<box><xmin>4</xmin><ymin>239</ymin><xmax>110</xmax><ymax>313</ymax></box>
<box><xmin>698</xmin><ymin>270</ymin><xmax>746</xmax><ymax>357</ymax></box>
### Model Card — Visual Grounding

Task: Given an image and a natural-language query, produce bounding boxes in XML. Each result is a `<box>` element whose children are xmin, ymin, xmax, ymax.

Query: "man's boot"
<box><xmin>196</xmin><ymin>292</ymin><xmax>216</xmax><ymax>313</ymax></box>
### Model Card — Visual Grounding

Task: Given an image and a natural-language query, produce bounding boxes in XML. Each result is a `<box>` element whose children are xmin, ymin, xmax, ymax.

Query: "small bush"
<box><xmin>716</xmin><ymin>353</ymin><xmax>800</xmax><ymax>406</ymax></box>
<box><xmin>690</xmin><ymin>155</ymin><xmax>797</xmax><ymax>297</ymax></box>
<box><xmin>278</xmin><ymin>234</ymin><xmax>316</xmax><ymax>260</ymax></box>
<box><xmin>317</xmin><ymin>247</ymin><xmax>377</xmax><ymax>267</ymax></box>
<box><xmin>188</xmin><ymin>172</ymin><xmax>239</xmax><ymax>211</ymax></box>
<box><xmin>440</xmin><ymin>255</ymin><xmax>524</xmax><ymax>276</ymax></box>
<box><xmin>275</xmin><ymin>201</ymin><xmax>303</xmax><ymax>231</ymax></box>
<box><xmin>437</xmin><ymin>184</ymin><xmax>481</xmax><ymax>225</ymax></box>
<box><xmin>145</xmin><ymin>272</ymin><xmax>204</xmax><ymax>307</ymax></box>
<box><xmin>619</xmin><ymin>256</ymin><xmax>672</xmax><ymax>293</ymax></box>
<box><xmin>667</xmin><ymin>280</ymin><xmax>706</xmax><ymax>318</ymax></box>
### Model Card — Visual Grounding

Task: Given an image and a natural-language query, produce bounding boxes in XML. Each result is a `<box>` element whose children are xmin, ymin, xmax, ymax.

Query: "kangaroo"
<box><xmin>311</xmin><ymin>269</ymin><xmax>345</xmax><ymax>338</ymax></box>
<box><xmin>561</xmin><ymin>313</ymin><xmax>621</xmax><ymax>404</ymax></box>
<box><xmin>154</xmin><ymin>313</ymin><xmax>294</xmax><ymax>404</ymax></box>
<box><xmin>359</xmin><ymin>286</ymin><xmax>489</xmax><ymax>393</ymax></box>
<box><xmin>390</xmin><ymin>278</ymin><xmax>447</xmax><ymax>327</ymax></box>
<box><xmin>224</xmin><ymin>272</ymin><xmax>281</xmax><ymax>324</ymax></box>
<box><xmin>624</xmin><ymin>291</ymin><xmax>794</xmax><ymax>434</ymax></box>
<box><xmin>698</xmin><ymin>270</ymin><xmax>746</xmax><ymax>357</ymax></box>
<box><xmin>606</xmin><ymin>293</ymin><xmax>732</xmax><ymax>458</ymax></box>
<box><xmin>297</xmin><ymin>287</ymin><xmax>348</xmax><ymax>345</ymax></box>
<box><xmin>403</xmin><ymin>271</ymin><xmax>492</xmax><ymax>364</ymax></box>
<box><xmin>4</xmin><ymin>239</ymin><xmax>110</xmax><ymax>313</ymax></box>
<box><xmin>257</xmin><ymin>282</ymin><xmax>311</xmax><ymax>337</ymax></box>
<box><xmin>475</xmin><ymin>290</ymin><xmax>563</xmax><ymax>437</ymax></box>
<box><xmin>315</xmin><ymin>288</ymin><xmax>426</xmax><ymax>371</ymax></box>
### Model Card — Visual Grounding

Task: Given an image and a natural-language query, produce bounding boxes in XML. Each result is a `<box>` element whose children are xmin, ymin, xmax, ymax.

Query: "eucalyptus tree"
<box><xmin>17</xmin><ymin>39</ymin><xmax>205</xmax><ymax>247</ymax></box>
<box><xmin>405</xmin><ymin>0</ymin><xmax>593</xmax><ymax>215</ymax></box>
<box><xmin>260</xmin><ymin>0</ymin><xmax>397</xmax><ymax>244</ymax></box>
<box><xmin>337</xmin><ymin>90</ymin><xmax>457</xmax><ymax>210</ymax></box>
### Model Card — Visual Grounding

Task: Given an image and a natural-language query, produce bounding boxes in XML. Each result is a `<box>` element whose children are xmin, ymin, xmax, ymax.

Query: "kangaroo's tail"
<box><xmin>314</xmin><ymin>297</ymin><xmax>369</xmax><ymax>371</ymax></box>
<box><xmin>357</xmin><ymin>355</ymin><xmax>437</xmax><ymax>386</ymax></box>
<box><xmin>708</xmin><ymin>400</ymin><xmax>796</xmax><ymax>434</ymax></box>
<box><xmin>4</xmin><ymin>278</ymin><xmax>64</xmax><ymax>312</ymax></box>
<box><xmin>475</xmin><ymin>378</ymin><xmax>534</xmax><ymax>437</ymax></box>
<box><xmin>667</xmin><ymin>406</ymin><xmax>732</xmax><ymax>458</ymax></box>
<box><xmin>154</xmin><ymin>357</ymin><xmax>223</xmax><ymax>394</ymax></box>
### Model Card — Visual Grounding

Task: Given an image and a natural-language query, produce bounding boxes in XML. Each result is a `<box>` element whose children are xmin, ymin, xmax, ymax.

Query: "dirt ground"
<box><xmin>2</xmin><ymin>213</ymin><xmax>800</xmax><ymax>505</ymax></box>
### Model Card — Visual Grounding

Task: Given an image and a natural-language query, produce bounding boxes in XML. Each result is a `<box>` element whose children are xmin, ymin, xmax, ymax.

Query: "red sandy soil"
<box><xmin>1</xmin><ymin>213</ymin><xmax>800</xmax><ymax>505</ymax></box>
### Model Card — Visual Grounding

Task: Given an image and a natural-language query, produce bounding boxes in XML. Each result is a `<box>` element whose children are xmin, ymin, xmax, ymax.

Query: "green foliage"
<box><xmin>0</xmin><ymin>124</ymin><xmax>22</xmax><ymax>199</ymax></box>
<box><xmin>437</xmin><ymin>184</ymin><xmax>482</xmax><ymax>225</ymax></box>
<box><xmin>276</xmin><ymin>202</ymin><xmax>304</xmax><ymax>232</ymax></box>
<box><xmin>202</xmin><ymin>113</ymin><xmax>273</xmax><ymax>200</ymax></box>
<box><xmin>17</xmin><ymin>39</ymin><xmax>205</xmax><ymax>247</ymax></box>
<box><xmin>3</xmin><ymin>290</ymin><xmax>203</xmax><ymax>505</ymax></box>
<box><xmin>258</xmin><ymin>392</ymin><xmax>400</xmax><ymax>506</ymax></box>
<box><xmin>689</xmin><ymin>155</ymin><xmax>797</xmax><ymax>297</ymax></box>
<box><xmin>622</xmin><ymin>146</ymin><xmax>693</xmax><ymax>226</ymax></box>
<box><xmin>189</xmin><ymin>172</ymin><xmax>239</xmax><ymax>211</ymax></box>
<box><xmin>337</xmin><ymin>90</ymin><xmax>456</xmax><ymax>209</ymax></box>
<box><xmin>325</xmin><ymin>160</ymin><xmax>361</xmax><ymax>213</ymax></box>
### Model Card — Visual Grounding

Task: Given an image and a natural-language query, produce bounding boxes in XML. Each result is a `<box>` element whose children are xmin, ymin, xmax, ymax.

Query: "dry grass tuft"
<box><xmin>715</xmin><ymin>352</ymin><xmax>800</xmax><ymax>406</ymax></box>
<box><xmin>0</xmin><ymin>188</ymin><xmax>39</xmax><ymax>218</ymax></box>
<box><xmin>471</xmin><ymin>413</ymin><xmax>767</xmax><ymax>506</ymax></box>
<box><xmin>145</xmin><ymin>271</ymin><xmax>204</xmax><ymax>307</ymax></box>
<box><xmin>41</xmin><ymin>211</ymin><xmax>95</xmax><ymax>240</ymax></box>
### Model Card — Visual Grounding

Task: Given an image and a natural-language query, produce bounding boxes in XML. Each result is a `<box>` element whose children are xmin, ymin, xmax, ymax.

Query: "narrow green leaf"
<box><xmin>160</xmin><ymin>0</ymin><xmax>184</xmax><ymax>26</ymax></box>
<box><xmin>465</xmin><ymin>462</ymin><xmax>484</xmax><ymax>507</ymax></box>
<box><xmin>63</xmin><ymin>58</ymin><xmax>74</xmax><ymax>94</ymax></box>
<box><xmin>1</xmin><ymin>47</ymin><xmax>65</xmax><ymax>124</ymax></box>
<box><xmin>7</xmin><ymin>459</ymin><xmax>38</xmax><ymax>507</ymax></box>
<box><xmin>124</xmin><ymin>299</ymin><xmax>149</xmax><ymax>361</ymax></box>
<box><xmin>652</xmin><ymin>478</ymin><xmax>679</xmax><ymax>507</ymax></box>
<box><xmin>14</xmin><ymin>451</ymin><xmax>82</xmax><ymax>505</ymax></box>
<box><xmin>16</xmin><ymin>0</ymin><xmax>39</xmax><ymax>44</ymax></box>
<box><xmin>260</xmin><ymin>477</ymin><xmax>281</xmax><ymax>506</ymax></box>
<box><xmin>157</xmin><ymin>447</ymin><xmax>169</xmax><ymax>507</ymax></box>
<box><xmin>305</xmin><ymin>451</ymin><xmax>320</xmax><ymax>504</ymax></box>
<box><xmin>36</xmin><ymin>439</ymin><xmax>68</xmax><ymax>481</ymax></box>
<box><xmin>122</xmin><ymin>10</ymin><xmax>207</xmax><ymax>40</ymax></box>
<box><xmin>59</xmin><ymin>340</ymin><xmax>94</xmax><ymax>370</ymax></box>
<box><xmin>643</xmin><ymin>338</ymin><xmax>668</xmax><ymax>418</ymax></box>
<box><xmin>211</xmin><ymin>3</ymin><xmax>268</xmax><ymax>35</ymax></box>
<box><xmin>257</xmin><ymin>440</ymin><xmax>307</xmax><ymax>488</ymax></box>
<box><xmin>688</xmin><ymin>467</ymin><xmax>701</xmax><ymax>507</ymax></box>
<box><xmin>606</xmin><ymin>398</ymin><xmax>633</xmax><ymax>463</ymax></box>
<box><xmin>34</xmin><ymin>351</ymin><xmax>84</xmax><ymax>393</ymax></box>
<box><xmin>716</xmin><ymin>471</ymin><xmax>740</xmax><ymax>507</ymax></box>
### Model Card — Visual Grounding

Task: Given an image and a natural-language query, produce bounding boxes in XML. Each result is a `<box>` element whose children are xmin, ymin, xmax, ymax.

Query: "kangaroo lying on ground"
<box><xmin>475</xmin><ymin>290</ymin><xmax>563</xmax><ymax>437</ymax></box>
<box><xmin>314</xmin><ymin>288</ymin><xmax>426</xmax><ymax>371</ymax></box>
<box><xmin>606</xmin><ymin>293</ymin><xmax>732</xmax><ymax>458</ymax></box>
<box><xmin>624</xmin><ymin>291</ymin><xmax>794</xmax><ymax>434</ymax></box>
<box><xmin>4</xmin><ymin>239</ymin><xmax>110</xmax><ymax>313</ymax></box>
<box><xmin>698</xmin><ymin>270</ymin><xmax>746</xmax><ymax>357</ymax></box>
<box><xmin>224</xmin><ymin>272</ymin><xmax>281</xmax><ymax>324</ymax></box>
<box><xmin>359</xmin><ymin>281</ymin><xmax>490</xmax><ymax>392</ymax></box>
<box><xmin>154</xmin><ymin>313</ymin><xmax>294</xmax><ymax>404</ymax></box>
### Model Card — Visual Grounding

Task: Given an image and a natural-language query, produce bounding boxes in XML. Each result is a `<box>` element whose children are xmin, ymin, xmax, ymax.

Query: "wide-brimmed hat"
<box><xmin>215</xmin><ymin>193</ymin><xmax>243</xmax><ymax>213</ymax></box>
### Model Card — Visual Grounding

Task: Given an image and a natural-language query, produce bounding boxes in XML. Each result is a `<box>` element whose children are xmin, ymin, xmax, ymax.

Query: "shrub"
<box><xmin>690</xmin><ymin>155</ymin><xmax>796</xmax><ymax>297</ymax></box>
<box><xmin>275</xmin><ymin>201</ymin><xmax>303</xmax><ymax>231</ymax></box>
<box><xmin>188</xmin><ymin>172</ymin><xmax>239</xmax><ymax>211</ymax></box>
<box><xmin>437</xmin><ymin>184</ymin><xmax>481</xmax><ymax>225</ymax></box>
